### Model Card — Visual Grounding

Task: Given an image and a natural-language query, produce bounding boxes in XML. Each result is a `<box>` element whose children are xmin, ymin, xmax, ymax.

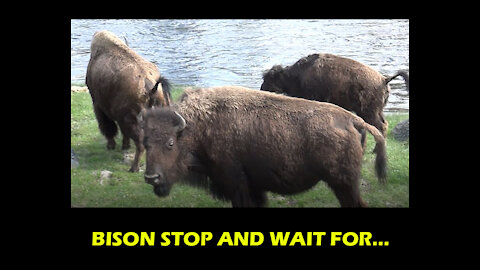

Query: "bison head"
<box><xmin>260</xmin><ymin>65</ymin><xmax>298</xmax><ymax>95</ymax></box>
<box><xmin>139</xmin><ymin>108</ymin><xmax>186</xmax><ymax>197</ymax></box>
<box><xmin>261</xmin><ymin>65</ymin><xmax>285</xmax><ymax>93</ymax></box>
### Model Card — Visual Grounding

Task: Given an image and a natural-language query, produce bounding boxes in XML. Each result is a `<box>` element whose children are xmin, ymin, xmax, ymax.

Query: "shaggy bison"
<box><xmin>86</xmin><ymin>30</ymin><xmax>171</xmax><ymax>172</ymax></box>
<box><xmin>140</xmin><ymin>86</ymin><xmax>387</xmax><ymax>207</ymax></box>
<box><xmin>261</xmin><ymin>53</ymin><xmax>409</xmax><ymax>137</ymax></box>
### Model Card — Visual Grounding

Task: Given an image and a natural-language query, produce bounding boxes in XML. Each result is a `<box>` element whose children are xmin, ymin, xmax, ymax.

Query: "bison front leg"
<box><xmin>118</xmin><ymin>118</ymin><xmax>144</xmax><ymax>172</ymax></box>
<box><xmin>224</xmin><ymin>167</ymin><xmax>266</xmax><ymax>207</ymax></box>
<box><xmin>327</xmin><ymin>179</ymin><xmax>367</xmax><ymax>208</ymax></box>
<box><xmin>129</xmin><ymin>140</ymin><xmax>144</xmax><ymax>172</ymax></box>
<box><xmin>208</xmin><ymin>161</ymin><xmax>262</xmax><ymax>207</ymax></box>
<box><xmin>231</xmin><ymin>185</ymin><xmax>267</xmax><ymax>208</ymax></box>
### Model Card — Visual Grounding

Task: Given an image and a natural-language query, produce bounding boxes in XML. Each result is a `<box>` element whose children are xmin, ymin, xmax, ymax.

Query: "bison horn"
<box><xmin>174</xmin><ymin>111</ymin><xmax>186</xmax><ymax>132</ymax></box>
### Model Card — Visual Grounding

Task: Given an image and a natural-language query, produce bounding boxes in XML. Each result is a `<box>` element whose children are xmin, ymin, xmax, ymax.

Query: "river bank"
<box><xmin>71</xmin><ymin>84</ymin><xmax>409</xmax><ymax>115</ymax></box>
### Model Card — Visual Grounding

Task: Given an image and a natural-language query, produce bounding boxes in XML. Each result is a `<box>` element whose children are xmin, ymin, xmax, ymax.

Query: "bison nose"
<box><xmin>144</xmin><ymin>173</ymin><xmax>164</xmax><ymax>185</ymax></box>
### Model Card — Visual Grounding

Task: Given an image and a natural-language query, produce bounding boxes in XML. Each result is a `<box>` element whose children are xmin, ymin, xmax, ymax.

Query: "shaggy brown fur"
<box><xmin>141</xmin><ymin>86</ymin><xmax>387</xmax><ymax>208</ymax></box>
<box><xmin>261</xmin><ymin>53</ymin><xmax>409</xmax><ymax>137</ymax></box>
<box><xmin>86</xmin><ymin>30</ymin><xmax>171</xmax><ymax>172</ymax></box>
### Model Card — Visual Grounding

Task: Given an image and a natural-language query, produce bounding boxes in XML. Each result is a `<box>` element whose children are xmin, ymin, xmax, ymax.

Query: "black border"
<box><xmin>61</xmin><ymin>11</ymin><xmax>422</xmax><ymax>258</ymax></box>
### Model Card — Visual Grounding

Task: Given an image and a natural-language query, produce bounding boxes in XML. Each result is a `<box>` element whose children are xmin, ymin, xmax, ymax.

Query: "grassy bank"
<box><xmin>71</xmin><ymin>86</ymin><xmax>409</xmax><ymax>207</ymax></box>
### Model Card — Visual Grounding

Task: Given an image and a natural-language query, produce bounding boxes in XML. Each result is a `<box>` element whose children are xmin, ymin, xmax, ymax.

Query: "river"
<box><xmin>71</xmin><ymin>19</ymin><xmax>409</xmax><ymax>112</ymax></box>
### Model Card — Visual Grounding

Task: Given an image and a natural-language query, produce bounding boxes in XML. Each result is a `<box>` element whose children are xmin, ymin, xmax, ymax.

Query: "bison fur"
<box><xmin>140</xmin><ymin>86</ymin><xmax>387</xmax><ymax>207</ymax></box>
<box><xmin>261</xmin><ymin>53</ymin><xmax>409</xmax><ymax>138</ymax></box>
<box><xmin>86</xmin><ymin>30</ymin><xmax>171</xmax><ymax>172</ymax></box>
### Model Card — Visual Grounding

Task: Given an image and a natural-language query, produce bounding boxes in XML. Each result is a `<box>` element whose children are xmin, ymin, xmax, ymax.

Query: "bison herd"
<box><xmin>84</xmin><ymin>30</ymin><xmax>409</xmax><ymax>208</ymax></box>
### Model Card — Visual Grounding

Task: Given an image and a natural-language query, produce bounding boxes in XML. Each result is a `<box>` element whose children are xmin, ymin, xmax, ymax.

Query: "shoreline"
<box><xmin>71</xmin><ymin>85</ymin><xmax>409</xmax><ymax>114</ymax></box>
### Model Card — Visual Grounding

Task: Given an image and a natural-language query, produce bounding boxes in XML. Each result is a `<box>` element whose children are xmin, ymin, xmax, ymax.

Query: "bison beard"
<box><xmin>153</xmin><ymin>182</ymin><xmax>172</xmax><ymax>197</ymax></box>
<box><xmin>141</xmin><ymin>86</ymin><xmax>387</xmax><ymax>207</ymax></box>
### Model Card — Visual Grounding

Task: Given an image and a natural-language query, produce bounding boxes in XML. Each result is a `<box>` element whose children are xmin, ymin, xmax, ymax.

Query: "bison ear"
<box><xmin>174</xmin><ymin>111</ymin><xmax>186</xmax><ymax>133</ymax></box>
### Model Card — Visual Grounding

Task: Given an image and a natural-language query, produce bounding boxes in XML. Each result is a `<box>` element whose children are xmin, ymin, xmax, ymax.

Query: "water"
<box><xmin>71</xmin><ymin>19</ymin><xmax>409</xmax><ymax>112</ymax></box>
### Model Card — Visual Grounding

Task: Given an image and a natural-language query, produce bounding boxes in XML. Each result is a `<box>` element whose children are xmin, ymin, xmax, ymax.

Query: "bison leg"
<box><xmin>210</xmin><ymin>163</ymin><xmax>264</xmax><ymax>207</ymax></box>
<box><xmin>359</xmin><ymin>111</ymin><xmax>388</xmax><ymax>138</ymax></box>
<box><xmin>250</xmin><ymin>189</ymin><xmax>268</xmax><ymax>207</ymax></box>
<box><xmin>378</xmin><ymin>112</ymin><xmax>388</xmax><ymax>137</ymax></box>
<box><xmin>129</xmin><ymin>140</ymin><xmax>144</xmax><ymax>172</ymax></box>
<box><xmin>327</xmin><ymin>179</ymin><xmax>367</xmax><ymax>208</ymax></box>
<box><xmin>93</xmin><ymin>105</ymin><xmax>117</xmax><ymax>150</ymax></box>
<box><xmin>360</xmin><ymin>128</ymin><xmax>367</xmax><ymax>152</ymax></box>
<box><xmin>231</xmin><ymin>187</ymin><xmax>267</xmax><ymax>207</ymax></box>
<box><xmin>231</xmin><ymin>190</ymin><xmax>267</xmax><ymax>207</ymax></box>
<box><xmin>122</xmin><ymin>136</ymin><xmax>130</xmax><ymax>150</ymax></box>
<box><xmin>117</xmin><ymin>118</ymin><xmax>144</xmax><ymax>172</ymax></box>
<box><xmin>118</xmin><ymin>125</ymin><xmax>131</xmax><ymax>150</ymax></box>
<box><xmin>228</xmin><ymin>172</ymin><xmax>256</xmax><ymax>207</ymax></box>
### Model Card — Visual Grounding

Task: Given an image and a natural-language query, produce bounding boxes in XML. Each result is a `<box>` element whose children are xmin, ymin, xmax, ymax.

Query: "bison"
<box><xmin>260</xmin><ymin>53</ymin><xmax>409</xmax><ymax>138</ymax></box>
<box><xmin>86</xmin><ymin>30</ymin><xmax>171</xmax><ymax>172</ymax></box>
<box><xmin>140</xmin><ymin>86</ymin><xmax>387</xmax><ymax>207</ymax></box>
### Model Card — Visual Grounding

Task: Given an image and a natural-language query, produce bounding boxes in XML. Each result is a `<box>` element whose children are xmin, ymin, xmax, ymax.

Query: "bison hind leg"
<box><xmin>93</xmin><ymin>105</ymin><xmax>117</xmax><ymax>150</ymax></box>
<box><xmin>358</xmin><ymin>111</ymin><xmax>388</xmax><ymax>139</ymax></box>
<box><xmin>118</xmin><ymin>126</ymin><xmax>131</xmax><ymax>150</ymax></box>
<box><xmin>326</xmin><ymin>177</ymin><xmax>367</xmax><ymax>208</ymax></box>
<box><xmin>360</xmin><ymin>128</ymin><xmax>367</xmax><ymax>152</ymax></box>
<box><xmin>212</xmin><ymin>165</ymin><xmax>267</xmax><ymax>207</ymax></box>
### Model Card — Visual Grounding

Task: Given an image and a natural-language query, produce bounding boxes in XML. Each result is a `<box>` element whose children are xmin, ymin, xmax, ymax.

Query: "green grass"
<box><xmin>71</xmin><ymin>86</ymin><xmax>409</xmax><ymax>208</ymax></box>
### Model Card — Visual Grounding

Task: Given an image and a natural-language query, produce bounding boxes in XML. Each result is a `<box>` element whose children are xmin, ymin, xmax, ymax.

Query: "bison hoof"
<box><xmin>107</xmin><ymin>141</ymin><xmax>116</xmax><ymax>150</ymax></box>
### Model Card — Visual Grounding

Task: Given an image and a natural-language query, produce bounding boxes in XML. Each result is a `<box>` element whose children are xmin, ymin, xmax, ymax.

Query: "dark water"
<box><xmin>71</xmin><ymin>19</ymin><xmax>409</xmax><ymax>112</ymax></box>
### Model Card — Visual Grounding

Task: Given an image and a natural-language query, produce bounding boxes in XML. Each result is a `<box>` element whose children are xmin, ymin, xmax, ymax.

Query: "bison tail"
<box><xmin>151</xmin><ymin>76</ymin><xmax>172</xmax><ymax>106</ymax></box>
<box><xmin>159</xmin><ymin>76</ymin><xmax>172</xmax><ymax>106</ymax></box>
<box><xmin>385</xmin><ymin>70</ymin><xmax>409</xmax><ymax>93</ymax></box>
<box><xmin>354</xmin><ymin>119</ymin><xmax>388</xmax><ymax>184</ymax></box>
<box><xmin>372</xmin><ymin>134</ymin><xmax>388</xmax><ymax>184</ymax></box>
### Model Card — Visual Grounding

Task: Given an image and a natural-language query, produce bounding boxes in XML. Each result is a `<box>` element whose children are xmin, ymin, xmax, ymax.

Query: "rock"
<box><xmin>99</xmin><ymin>170</ymin><xmax>113</xmax><ymax>185</ymax></box>
<box><xmin>360</xmin><ymin>178</ymin><xmax>370</xmax><ymax>191</ymax></box>
<box><xmin>392</xmin><ymin>119</ymin><xmax>409</xmax><ymax>141</ymax></box>
<box><xmin>100</xmin><ymin>170</ymin><xmax>113</xmax><ymax>179</ymax></box>
<box><xmin>123</xmin><ymin>151</ymin><xmax>135</xmax><ymax>164</ymax></box>
<box><xmin>71</xmin><ymin>86</ymin><xmax>89</xmax><ymax>93</ymax></box>
<box><xmin>71</xmin><ymin>148</ymin><xmax>79</xmax><ymax>168</ymax></box>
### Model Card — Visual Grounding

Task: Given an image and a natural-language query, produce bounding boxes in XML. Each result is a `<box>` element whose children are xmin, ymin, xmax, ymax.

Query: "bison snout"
<box><xmin>144</xmin><ymin>173</ymin><xmax>164</xmax><ymax>185</ymax></box>
<box><xmin>144</xmin><ymin>172</ymin><xmax>172</xmax><ymax>197</ymax></box>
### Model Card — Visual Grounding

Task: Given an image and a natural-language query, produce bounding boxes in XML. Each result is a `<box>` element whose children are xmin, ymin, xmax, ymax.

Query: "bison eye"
<box><xmin>166</xmin><ymin>138</ymin><xmax>174</xmax><ymax>149</ymax></box>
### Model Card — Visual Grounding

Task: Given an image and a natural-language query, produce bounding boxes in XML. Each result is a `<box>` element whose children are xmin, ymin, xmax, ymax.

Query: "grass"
<box><xmin>71</xmin><ymin>86</ymin><xmax>409</xmax><ymax>208</ymax></box>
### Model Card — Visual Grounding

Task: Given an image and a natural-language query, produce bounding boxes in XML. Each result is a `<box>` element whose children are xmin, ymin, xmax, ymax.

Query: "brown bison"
<box><xmin>86</xmin><ymin>30</ymin><xmax>171</xmax><ymax>172</ymax></box>
<box><xmin>260</xmin><ymin>53</ymin><xmax>409</xmax><ymax>138</ymax></box>
<box><xmin>140</xmin><ymin>86</ymin><xmax>387</xmax><ymax>207</ymax></box>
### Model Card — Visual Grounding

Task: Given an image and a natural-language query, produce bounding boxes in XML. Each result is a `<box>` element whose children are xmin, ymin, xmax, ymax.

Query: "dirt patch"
<box><xmin>71</xmin><ymin>86</ymin><xmax>89</xmax><ymax>93</ymax></box>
